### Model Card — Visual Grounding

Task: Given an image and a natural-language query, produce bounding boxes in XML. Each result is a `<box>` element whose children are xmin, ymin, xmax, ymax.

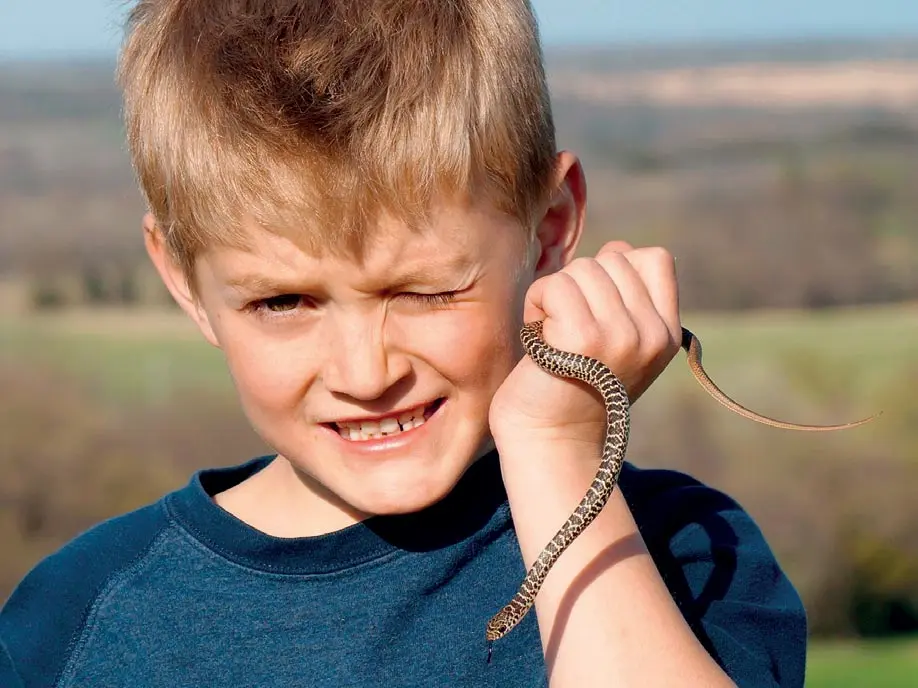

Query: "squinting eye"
<box><xmin>399</xmin><ymin>291</ymin><xmax>459</xmax><ymax>307</ymax></box>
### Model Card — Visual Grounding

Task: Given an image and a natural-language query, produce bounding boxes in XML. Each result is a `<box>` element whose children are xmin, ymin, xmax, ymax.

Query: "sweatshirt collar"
<box><xmin>166</xmin><ymin>450</ymin><xmax>509</xmax><ymax>575</ymax></box>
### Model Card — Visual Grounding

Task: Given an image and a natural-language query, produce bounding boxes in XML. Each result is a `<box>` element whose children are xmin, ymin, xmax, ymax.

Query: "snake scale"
<box><xmin>485</xmin><ymin>321</ymin><xmax>876</xmax><ymax>655</ymax></box>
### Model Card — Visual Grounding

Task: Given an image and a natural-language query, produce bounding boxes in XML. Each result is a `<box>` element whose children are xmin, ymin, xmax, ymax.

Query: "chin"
<box><xmin>342</xmin><ymin>462</ymin><xmax>463</xmax><ymax>517</ymax></box>
<box><xmin>271</xmin><ymin>409</ymin><xmax>492</xmax><ymax>521</ymax></box>
<box><xmin>358</xmin><ymin>492</ymin><xmax>446</xmax><ymax>517</ymax></box>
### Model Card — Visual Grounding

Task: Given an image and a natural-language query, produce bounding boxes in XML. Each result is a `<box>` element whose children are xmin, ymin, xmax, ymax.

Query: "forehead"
<box><xmin>208</xmin><ymin>196</ymin><xmax>527</xmax><ymax>288</ymax></box>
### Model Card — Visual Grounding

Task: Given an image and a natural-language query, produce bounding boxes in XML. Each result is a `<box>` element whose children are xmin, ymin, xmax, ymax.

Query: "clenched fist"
<box><xmin>489</xmin><ymin>241</ymin><xmax>682</xmax><ymax>446</ymax></box>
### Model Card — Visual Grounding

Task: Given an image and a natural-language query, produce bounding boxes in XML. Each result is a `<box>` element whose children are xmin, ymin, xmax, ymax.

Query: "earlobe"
<box><xmin>142</xmin><ymin>213</ymin><xmax>220</xmax><ymax>348</ymax></box>
<box><xmin>531</xmin><ymin>151</ymin><xmax>587</xmax><ymax>277</ymax></box>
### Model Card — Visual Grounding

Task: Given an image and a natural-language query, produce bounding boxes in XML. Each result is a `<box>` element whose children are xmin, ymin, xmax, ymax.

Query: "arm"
<box><xmin>498</xmin><ymin>446</ymin><xmax>806</xmax><ymax>687</ymax></box>
<box><xmin>634</xmin><ymin>469</ymin><xmax>807</xmax><ymax>687</ymax></box>
<box><xmin>0</xmin><ymin>502</ymin><xmax>168</xmax><ymax>686</ymax></box>
<box><xmin>497</xmin><ymin>440</ymin><xmax>736</xmax><ymax>686</ymax></box>
<box><xmin>489</xmin><ymin>238</ymin><xmax>805</xmax><ymax>686</ymax></box>
<box><xmin>0</xmin><ymin>638</ymin><xmax>26</xmax><ymax>688</ymax></box>
<box><xmin>0</xmin><ymin>551</ymin><xmax>86</xmax><ymax>688</ymax></box>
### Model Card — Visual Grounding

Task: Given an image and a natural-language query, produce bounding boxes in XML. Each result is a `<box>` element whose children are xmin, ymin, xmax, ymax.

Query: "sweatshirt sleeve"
<box><xmin>622</xmin><ymin>465</ymin><xmax>807</xmax><ymax>688</ymax></box>
<box><xmin>0</xmin><ymin>502</ymin><xmax>168</xmax><ymax>687</ymax></box>
<box><xmin>0</xmin><ymin>637</ymin><xmax>25</xmax><ymax>688</ymax></box>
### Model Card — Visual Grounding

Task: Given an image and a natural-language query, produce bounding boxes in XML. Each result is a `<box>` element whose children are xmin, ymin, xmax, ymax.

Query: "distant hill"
<box><xmin>544</xmin><ymin>36</ymin><xmax>918</xmax><ymax>71</ymax></box>
<box><xmin>1</xmin><ymin>37</ymin><xmax>916</xmax><ymax>311</ymax></box>
<box><xmin>2</xmin><ymin>36</ymin><xmax>918</xmax><ymax>122</ymax></box>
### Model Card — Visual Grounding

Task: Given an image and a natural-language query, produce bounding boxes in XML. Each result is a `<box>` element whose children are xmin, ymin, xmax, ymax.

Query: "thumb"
<box><xmin>521</xmin><ymin>273</ymin><xmax>552</xmax><ymax>325</ymax></box>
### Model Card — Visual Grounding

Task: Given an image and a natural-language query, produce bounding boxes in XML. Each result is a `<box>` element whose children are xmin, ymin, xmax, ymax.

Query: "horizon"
<box><xmin>5</xmin><ymin>33</ymin><xmax>918</xmax><ymax>65</ymax></box>
<box><xmin>1</xmin><ymin>0</ymin><xmax>916</xmax><ymax>60</ymax></box>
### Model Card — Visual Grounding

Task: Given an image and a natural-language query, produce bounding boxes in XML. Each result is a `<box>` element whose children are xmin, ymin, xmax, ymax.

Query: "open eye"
<box><xmin>264</xmin><ymin>294</ymin><xmax>304</xmax><ymax>311</ymax></box>
<box><xmin>249</xmin><ymin>294</ymin><xmax>309</xmax><ymax>317</ymax></box>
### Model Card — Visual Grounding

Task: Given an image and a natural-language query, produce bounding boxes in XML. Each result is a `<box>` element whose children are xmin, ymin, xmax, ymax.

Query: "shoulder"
<box><xmin>618</xmin><ymin>461</ymin><xmax>773</xmax><ymax>555</ymax></box>
<box><xmin>0</xmin><ymin>637</ymin><xmax>24</xmax><ymax>688</ymax></box>
<box><xmin>618</xmin><ymin>462</ymin><xmax>808</xmax><ymax>688</ymax></box>
<box><xmin>618</xmin><ymin>461</ymin><xmax>733</xmax><ymax>516</ymax></box>
<box><xmin>0</xmin><ymin>499</ymin><xmax>171</xmax><ymax>687</ymax></box>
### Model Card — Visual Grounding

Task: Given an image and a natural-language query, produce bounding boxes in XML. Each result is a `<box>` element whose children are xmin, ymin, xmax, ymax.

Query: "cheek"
<box><xmin>219</xmin><ymin>327</ymin><xmax>316</xmax><ymax>413</ymax></box>
<box><xmin>404</xmin><ymin>303</ymin><xmax>521</xmax><ymax>393</ymax></box>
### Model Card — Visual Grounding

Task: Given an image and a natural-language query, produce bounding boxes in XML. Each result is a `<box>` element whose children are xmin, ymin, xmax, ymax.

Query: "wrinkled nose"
<box><xmin>321</xmin><ymin>314</ymin><xmax>409</xmax><ymax>401</ymax></box>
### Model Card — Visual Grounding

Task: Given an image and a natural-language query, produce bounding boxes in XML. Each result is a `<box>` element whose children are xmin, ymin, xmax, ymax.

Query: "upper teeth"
<box><xmin>336</xmin><ymin>403</ymin><xmax>431</xmax><ymax>441</ymax></box>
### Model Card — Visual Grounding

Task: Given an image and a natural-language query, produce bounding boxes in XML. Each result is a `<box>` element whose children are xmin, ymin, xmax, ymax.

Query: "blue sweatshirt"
<box><xmin>0</xmin><ymin>452</ymin><xmax>807</xmax><ymax>687</ymax></box>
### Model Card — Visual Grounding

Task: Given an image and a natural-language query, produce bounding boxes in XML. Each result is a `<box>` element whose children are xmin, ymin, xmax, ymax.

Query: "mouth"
<box><xmin>327</xmin><ymin>398</ymin><xmax>445</xmax><ymax>442</ymax></box>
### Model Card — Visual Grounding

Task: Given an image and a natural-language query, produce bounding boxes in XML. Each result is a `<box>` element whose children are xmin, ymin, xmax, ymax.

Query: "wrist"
<box><xmin>493</xmin><ymin>435</ymin><xmax>637</xmax><ymax>567</ymax></box>
<box><xmin>491</xmin><ymin>421</ymin><xmax>607</xmax><ymax>456</ymax></box>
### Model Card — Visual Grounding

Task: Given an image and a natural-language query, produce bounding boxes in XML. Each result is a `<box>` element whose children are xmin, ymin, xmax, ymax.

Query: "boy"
<box><xmin>0</xmin><ymin>1</ymin><xmax>807</xmax><ymax>686</ymax></box>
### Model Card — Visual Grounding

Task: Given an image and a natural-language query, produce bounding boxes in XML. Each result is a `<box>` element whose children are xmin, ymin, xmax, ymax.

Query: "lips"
<box><xmin>329</xmin><ymin>399</ymin><xmax>444</xmax><ymax>442</ymax></box>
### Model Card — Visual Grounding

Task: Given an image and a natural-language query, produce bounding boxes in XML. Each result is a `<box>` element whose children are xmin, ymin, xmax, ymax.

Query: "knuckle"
<box><xmin>597</xmin><ymin>240</ymin><xmax>634</xmax><ymax>256</ymax></box>
<box><xmin>611</xmin><ymin>323</ymin><xmax>640</xmax><ymax>355</ymax></box>
<box><xmin>637</xmin><ymin>246</ymin><xmax>675</xmax><ymax>268</ymax></box>
<box><xmin>641</xmin><ymin>320</ymin><xmax>675</xmax><ymax>358</ymax></box>
<box><xmin>549</xmin><ymin>270</ymin><xmax>579</xmax><ymax>293</ymax></box>
<box><xmin>593</xmin><ymin>252</ymin><xmax>627</xmax><ymax>272</ymax></box>
<box><xmin>535</xmin><ymin>271</ymin><xmax>570</xmax><ymax>297</ymax></box>
<box><xmin>564</xmin><ymin>256</ymin><xmax>599</xmax><ymax>276</ymax></box>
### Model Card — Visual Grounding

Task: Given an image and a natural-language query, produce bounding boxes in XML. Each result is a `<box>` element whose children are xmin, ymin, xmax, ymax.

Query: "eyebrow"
<box><xmin>385</xmin><ymin>257</ymin><xmax>477</xmax><ymax>290</ymax></box>
<box><xmin>223</xmin><ymin>274</ymin><xmax>301</xmax><ymax>295</ymax></box>
<box><xmin>223</xmin><ymin>255</ymin><xmax>476</xmax><ymax>295</ymax></box>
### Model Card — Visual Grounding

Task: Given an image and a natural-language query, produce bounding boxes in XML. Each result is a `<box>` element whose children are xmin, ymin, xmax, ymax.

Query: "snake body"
<box><xmin>485</xmin><ymin>319</ymin><xmax>631</xmax><ymax>646</ymax></box>
<box><xmin>485</xmin><ymin>322</ymin><xmax>877</xmax><ymax>651</ymax></box>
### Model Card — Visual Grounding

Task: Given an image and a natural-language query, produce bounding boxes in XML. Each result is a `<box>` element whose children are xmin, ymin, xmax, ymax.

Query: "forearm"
<box><xmin>497</xmin><ymin>437</ymin><xmax>736</xmax><ymax>687</ymax></box>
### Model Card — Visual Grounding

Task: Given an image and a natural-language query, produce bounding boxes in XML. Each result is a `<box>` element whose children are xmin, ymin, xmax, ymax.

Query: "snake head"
<box><xmin>485</xmin><ymin>611</ymin><xmax>516</xmax><ymax>642</ymax></box>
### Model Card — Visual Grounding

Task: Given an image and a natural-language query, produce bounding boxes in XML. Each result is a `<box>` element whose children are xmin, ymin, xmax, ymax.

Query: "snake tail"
<box><xmin>680</xmin><ymin>327</ymin><xmax>879</xmax><ymax>431</ymax></box>
<box><xmin>485</xmin><ymin>320</ymin><xmax>631</xmax><ymax>644</ymax></box>
<box><xmin>485</xmin><ymin>321</ymin><xmax>877</xmax><ymax>655</ymax></box>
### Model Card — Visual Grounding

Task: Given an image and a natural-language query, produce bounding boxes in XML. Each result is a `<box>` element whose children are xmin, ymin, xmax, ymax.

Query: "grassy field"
<box><xmin>0</xmin><ymin>307</ymin><xmax>232</xmax><ymax>406</ymax></box>
<box><xmin>3</xmin><ymin>302</ymin><xmax>915</xmax><ymax>405</ymax></box>
<box><xmin>3</xmin><ymin>303</ymin><xmax>918</xmax><ymax>682</ymax></box>
<box><xmin>806</xmin><ymin>638</ymin><xmax>918</xmax><ymax>687</ymax></box>
<box><xmin>2</xmin><ymin>302</ymin><xmax>914</xmax><ymax>482</ymax></box>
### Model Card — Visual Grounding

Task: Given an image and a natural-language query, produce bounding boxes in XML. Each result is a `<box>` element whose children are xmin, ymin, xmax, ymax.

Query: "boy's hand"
<box><xmin>489</xmin><ymin>241</ymin><xmax>681</xmax><ymax>446</ymax></box>
<box><xmin>487</xmin><ymin>242</ymin><xmax>736</xmax><ymax>686</ymax></box>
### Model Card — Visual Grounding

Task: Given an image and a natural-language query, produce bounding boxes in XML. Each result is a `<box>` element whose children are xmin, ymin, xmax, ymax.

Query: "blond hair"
<box><xmin>117</xmin><ymin>0</ymin><xmax>557</xmax><ymax>278</ymax></box>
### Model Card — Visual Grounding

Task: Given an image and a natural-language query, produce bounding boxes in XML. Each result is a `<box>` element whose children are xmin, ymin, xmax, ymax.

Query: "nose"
<box><xmin>321</xmin><ymin>312</ymin><xmax>410</xmax><ymax>401</ymax></box>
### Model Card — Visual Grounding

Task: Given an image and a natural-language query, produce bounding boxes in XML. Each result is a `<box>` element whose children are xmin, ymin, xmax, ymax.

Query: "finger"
<box><xmin>524</xmin><ymin>271</ymin><xmax>603</xmax><ymax>357</ymax></box>
<box><xmin>622</xmin><ymin>247</ymin><xmax>681</xmax><ymax>346</ymax></box>
<box><xmin>524</xmin><ymin>271</ymin><xmax>593</xmax><ymax>332</ymax></box>
<box><xmin>560</xmin><ymin>257</ymin><xmax>626</xmax><ymax>322</ymax></box>
<box><xmin>592</xmin><ymin>249</ymin><xmax>662</xmax><ymax>328</ymax></box>
<box><xmin>597</xmin><ymin>240</ymin><xmax>635</xmax><ymax>256</ymax></box>
<box><xmin>561</xmin><ymin>257</ymin><xmax>639</xmax><ymax>354</ymax></box>
<box><xmin>593</xmin><ymin>249</ymin><xmax>676</xmax><ymax>361</ymax></box>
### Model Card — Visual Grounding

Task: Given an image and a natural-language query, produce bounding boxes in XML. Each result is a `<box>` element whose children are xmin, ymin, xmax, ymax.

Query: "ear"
<box><xmin>143</xmin><ymin>213</ymin><xmax>220</xmax><ymax>348</ymax></box>
<box><xmin>529</xmin><ymin>151</ymin><xmax>587</xmax><ymax>278</ymax></box>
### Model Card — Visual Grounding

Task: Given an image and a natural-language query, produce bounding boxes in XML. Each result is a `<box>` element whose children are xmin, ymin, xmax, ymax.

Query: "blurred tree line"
<box><xmin>1</xmin><ymin>59</ymin><xmax>917</xmax><ymax>313</ymax></box>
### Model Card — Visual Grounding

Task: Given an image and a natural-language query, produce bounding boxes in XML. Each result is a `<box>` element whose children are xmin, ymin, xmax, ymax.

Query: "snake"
<box><xmin>485</xmin><ymin>322</ymin><xmax>877</xmax><ymax>656</ymax></box>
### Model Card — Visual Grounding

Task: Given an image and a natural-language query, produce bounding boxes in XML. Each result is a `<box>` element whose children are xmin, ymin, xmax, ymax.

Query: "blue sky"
<box><xmin>1</xmin><ymin>0</ymin><xmax>916</xmax><ymax>58</ymax></box>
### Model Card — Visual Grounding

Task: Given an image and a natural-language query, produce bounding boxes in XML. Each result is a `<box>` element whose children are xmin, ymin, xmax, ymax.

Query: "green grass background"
<box><xmin>4</xmin><ymin>303</ymin><xmax>915</xmax><ymax>407</ymax></box>
<box><xmin>806</xmin><ymin>638</ymin><xmax>918</xmax><ymax>687</ymax></box>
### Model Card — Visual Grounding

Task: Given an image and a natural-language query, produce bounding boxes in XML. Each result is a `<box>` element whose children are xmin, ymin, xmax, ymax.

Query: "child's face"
<box><xmin>169</xmin><ymin>198</ymin><xmax>538</xmax><ymax>526</ymax></box>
